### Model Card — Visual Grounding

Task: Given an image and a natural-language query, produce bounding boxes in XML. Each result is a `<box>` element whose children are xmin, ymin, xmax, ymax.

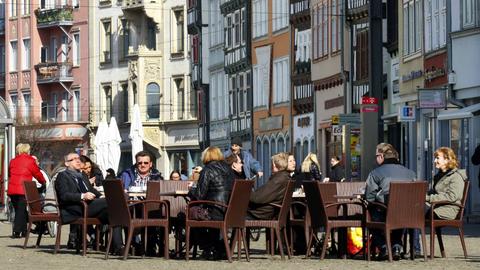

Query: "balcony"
<box><xmin>293</xmin><ymin>60</ymin><xmax>311</xmax><ymax>75</ymax></box>
<box><xmin>122</xmin><ymin>0</ymin><xmax>161</xmax><ymax>22</ymax></box>
<box><xmin>346</xmin><ymin>0</ymin><xmax>369</xmax><ymax>22</ymax></box>
<box><xmin>220</xmin><ymin>0</ymin><xmax>244</xmax><ymax>15</ymax></box>
<box><xmin>35</xmin><ymin>7</ymin><xmax>73</xmax><ymax>29</ymax></box>
<box><xmin>290</xmin><ymin>0</ymin><xmax>310</xmax><ymax>26</ymax></box>
<box><xmin>187</xmin><ymin>6</ymin><xmax>201</xmax><ymax>35</ymax></box>
<box><xmin>35</xmin><ymin>62</ymin><xmax>74</xmax><ymax>84</ymax></box>
<box><xmin>224</xmin><ymin>46</ymin><xmax>249</xmax><ymax>74</ymax></box>
<box><xmin>293</xmin><ymin>83</ymin><xmax>314</xmax><ymax>113</ymax></box>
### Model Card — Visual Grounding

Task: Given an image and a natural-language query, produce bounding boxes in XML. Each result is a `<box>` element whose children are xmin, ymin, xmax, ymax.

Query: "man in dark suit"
<box><xmin>55</xmin><ymin>152</ymin><xmax>122</xmax><ymax>253</ymax></box>
<box><xmin>247</xmin><ymin>152</ymin><xmax>293</xmax><ymax>220</ymax></box>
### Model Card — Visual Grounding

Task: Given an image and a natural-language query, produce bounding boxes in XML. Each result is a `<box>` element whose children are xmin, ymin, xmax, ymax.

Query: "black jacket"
<box><xmin>189</xmin><ymin>160</ymin><xmax>234</xmax><ymax>220</ymax></box>
<box><xmin>328</xmin><ymin>163</ymin><xmax>345</xmax><ymax>182</ymax></box>
<box><xmin>472</xmin><ymin>144</ymin><xmax>480</xmax><ymax>187</ymax></box>
<box><xmin>55</xmin><ymin>169</ymin><xmax>102</xmax><ymax>223</ymax></box>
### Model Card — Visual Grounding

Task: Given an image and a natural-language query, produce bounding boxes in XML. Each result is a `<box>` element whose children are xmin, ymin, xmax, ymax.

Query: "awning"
<box><xmin>437</xmin><ymin>103</ymin><xmax>480</xmax><ymax>121</ymax></box>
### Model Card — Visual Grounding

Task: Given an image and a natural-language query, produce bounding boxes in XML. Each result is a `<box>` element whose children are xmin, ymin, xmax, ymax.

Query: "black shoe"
<box><xmin>377</xmin><ymin>246</ymin><xmax>388</xmax><ymax>261</ymax></box>
<box><xmin>392</xmin><ymin>246</ymin><xmax>402</xmax><ymax>261</ymax></box>
<box><xmin>12</xmin><ymin>232</ymin><xmax>23</xmax><ymax>239</ymax></box>
<box><xmin>67</xmin><ymin>242</ymin><xmax>77</xmax><ymax>250</ymax></box>
<box><xmin>113</xmin><ymin>245</ymin><xmax>126</xmax><ymax>256</ymax></box>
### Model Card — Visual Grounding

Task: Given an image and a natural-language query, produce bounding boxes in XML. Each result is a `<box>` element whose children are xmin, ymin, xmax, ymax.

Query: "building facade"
<box><xmin>252</xmin><ymin>0</ymin><xmax>291</xmax><ymax>184</ymax></box>
<box><xmin>5</xmin><ymin>1</ymin><xmax>89</xmax><ymax>174</ymax></box>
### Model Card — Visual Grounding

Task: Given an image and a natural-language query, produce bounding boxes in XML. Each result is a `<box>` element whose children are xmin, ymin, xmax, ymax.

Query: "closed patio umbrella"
<box><xmin>129</xmin><ymin>104</ymin><xmax>144</xmax><ymax>164</ymax></box>
<box><xmin>107</xmin><ymin>116</ymin><xmax>122</xmax><ymax>174</ymax></box>
<box><xmin>94</xmin><ymin>120</ymin><xmax>109</xmax><ymax>175</ymax></box>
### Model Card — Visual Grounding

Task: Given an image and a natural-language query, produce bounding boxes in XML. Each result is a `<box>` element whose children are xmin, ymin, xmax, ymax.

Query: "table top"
<box><xmin>159</xmin><ymin>190</ymin><xmax>189</xmax><ymax>197</ymax></box>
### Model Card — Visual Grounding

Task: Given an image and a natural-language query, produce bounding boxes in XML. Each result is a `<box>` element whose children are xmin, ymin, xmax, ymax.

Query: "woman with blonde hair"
<box><xmin>187</xmin><ymin>146</ymin><xmax>234</xmax><ymax>259</ymax></box>
<box><xmin>8</xmin><ymin>143</ymin><xmax>47</xmax><ymax>238</ymax></box>
<box><xmin>301</xmin><ymin>152</ymin><xmax>322</xmax><ymax>181</ymax></box>
<box><xmin>426</xmin><ymin>147</ymin><xmax>466</xmax><ymax>220</ymax></box>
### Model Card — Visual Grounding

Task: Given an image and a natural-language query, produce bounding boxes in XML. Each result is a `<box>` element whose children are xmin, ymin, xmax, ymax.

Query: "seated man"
<box><xmin>247</xmin><ymin>152</ymin><xmax>294</xmax><ymax>220</ymax></box>
<box><xmin>55</xmin><ymin>152</ymin><xmax>122</xmax><ymax>253</ymax></box>
<box><xmin>364</xmin><ymin>143</ymin><xmax>417</xmax><ymax>260</ymax></box>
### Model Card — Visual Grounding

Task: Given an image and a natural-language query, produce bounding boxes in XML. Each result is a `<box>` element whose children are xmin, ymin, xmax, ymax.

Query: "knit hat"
<box><xmin>231</xmin><ymin>137</ymin><xmax>243</xmax><ymax>147</ymax></box>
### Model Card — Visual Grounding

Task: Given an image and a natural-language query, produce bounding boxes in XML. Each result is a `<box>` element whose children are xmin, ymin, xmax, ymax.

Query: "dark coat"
<box><xmin>328</xmin><ymin>163</ymin><xmax>345</xmax><ymax>182</ymax></box>
<box><xmin>189</xmin><ymin>160</ymin><xmax>234</xmax><ymax>220</ymax></box>
<box><xmin>55</xmin><ymin>169</ymin><xmax>102</xmax><ymax>223</ymax></box>
<box><xmin>248</xmin><ymin>170</ymin><xmax>291</xmax><ymax>220</ymax></box>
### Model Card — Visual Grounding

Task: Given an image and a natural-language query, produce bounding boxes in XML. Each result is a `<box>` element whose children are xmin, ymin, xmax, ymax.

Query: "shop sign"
<box><xmin>332</xmin><ymin>125</ymin><xmax>342</xmax><ymax>136</ymax></box>
<box><xmin>398</xmin><ymin>105</ymin><xmax>416</xmax><ymax>122</ymax></box>
<box><xmin>425</xmin><ymin>66</ymin><xmax>445</xmax><ymax>81</ymax></box>
<box><xmin>402</xmin><ymin>70</ymin><xmax>423</xmax><ymax>82</ymax></box>
<box><xmin>418</xmin><ymin>88</ymin><xmax>447</xmax><ymax>109</ymax></box>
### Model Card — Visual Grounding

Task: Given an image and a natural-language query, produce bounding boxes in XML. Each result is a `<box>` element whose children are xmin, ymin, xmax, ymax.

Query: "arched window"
<box><xmin>310</xmin><ymin>137</ymin><xmax>316</xmax><ymax>153</ymax></box>
<box><xmin>286</xmin><ymin>135</ymin><xmax>291</xmax><ymax>152</ymax></box>
<box><xmin>295</xmin><ymin>141</ymin><xmax>302</xmax><ymax>168</ymax></box>
<box><xmin>270</xmin><ymin>136</ymin><xmax>276</xmax><ymax>156</ymax></box>
<box><xmin>278</xmin><ymin>136</ymin><xmax>285</xmax><ymax>152</ymax></box>
<box><xmin>146</xmin><ymin>83</ymin><xmax>160</xmax><ymax>119</ymax></box>
<box><xmin>262</xmin><ymin>138</ymin><xmax>270</xmax><ymax>183</ymax></box>
<box><xmin>256</xmin><ymin>138</ymin><xmax>262</xmax><ymax>161</ymax></box>
<box><xmin>303</xmin><ymin>139</ymin><xmax>309</xmax><ymax>161</ymax></box>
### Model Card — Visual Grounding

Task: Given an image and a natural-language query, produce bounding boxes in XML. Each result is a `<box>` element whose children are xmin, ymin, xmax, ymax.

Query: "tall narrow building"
<box><xmin>5</xmin><ymin>1</ymin><xmax>89</xmax><ymax>174</ymax></box>
<box><xmin>252</xmin><ymin>0</ymin><xmax>291</xmax><ymax>183</ymax></box>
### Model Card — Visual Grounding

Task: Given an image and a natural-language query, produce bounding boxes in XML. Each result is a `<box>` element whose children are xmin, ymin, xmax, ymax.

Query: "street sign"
<box><xmin>332</xmin><ymin>125</ymin><xmax>342</xmax><ymax>136</ymax></box>
<box><xmin>339</xmin><ymin>113</ymin><xmax>361</xmax><ymax>125</ymax></box>
<box><xmin>361</xmin><ymin>106</ymin><xmax>379</xmax><ymax>113</ymax></box>
<box><xmin>362</xmin><ymin>96</ymin><xmax>378</xmax><ymax>104</ymax></box>
<box><xmin>331</xmin><ymin>115</ymin><xmax>339</xmax><ymax>125</ymax></box>
<box><xmin>398</xmin><ymin>105</ymin><xmax>416</xmax><ymax>121</ymax></box>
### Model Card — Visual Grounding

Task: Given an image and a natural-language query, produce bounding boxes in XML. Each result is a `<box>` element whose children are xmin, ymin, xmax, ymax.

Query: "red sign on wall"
<box><xmin>361</xmin><ymin>106</ymin><xmax>379</xmax><ymax>113</ymax></box>
<box><xmin>361</xmin><ymin>97</ymin><xmax>378</xmax><ymax>105</ymax></box>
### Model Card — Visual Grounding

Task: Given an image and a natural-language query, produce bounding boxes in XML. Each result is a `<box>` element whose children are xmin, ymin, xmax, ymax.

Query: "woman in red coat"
<box><xmin>8</xmin><ymin>143</ymin><xmax>46</xmax><ymax>238</ymax></box>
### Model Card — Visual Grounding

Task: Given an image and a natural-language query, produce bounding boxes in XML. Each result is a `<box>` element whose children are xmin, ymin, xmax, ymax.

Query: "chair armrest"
<box><xmin>268</xmin><ymin>203</ymin><xmax>282</xmax><ymax>208</ymax></box>
<box><xmin>41</xmin><ymin>204</ymin><xmax>60</xmax><ymax>213</ymax></box>
<box><xmin>430</xmin><ymin>200</ymin><xmax>463</xmax><ymax>209</ymax></box>
<box><xmin>187</xmin><ymin>200</ymin><xmax>228</xmax><ymax>209</ymax></box>
<box><xmin>366</xmin><ymin>201</ymin><xmax>387</xmax><ymax>210</ymax></box>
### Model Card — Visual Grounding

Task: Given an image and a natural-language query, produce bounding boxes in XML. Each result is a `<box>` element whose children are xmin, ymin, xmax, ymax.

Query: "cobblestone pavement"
<box><xmin>0</xmin><ymin>220</ymin><xmax>479</xmax><ymax>270</ymax></box>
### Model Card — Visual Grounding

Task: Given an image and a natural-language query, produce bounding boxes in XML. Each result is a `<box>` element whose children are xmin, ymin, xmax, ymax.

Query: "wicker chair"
<box><xmin>365</xmin><ymin>181</ymin><xmax>428</xmax><ymax>262</ymax></box>
<box><xmin>103</xmin><ymin>180</ymin><xmax>170</xmax><ymax>260</ymax></box>
<box><xmin>53</xmin><ymin>185</ymin><xmax>101</xmax><ymax>256</ymax></box>
<box><xmin>245</xmin><ymin>180</ymin><xmax>296</xmax><ymax>260</ymax></box>
<box><xmin>23</xmin><ymin>181</ymin><xmax>62</xmax><ymax>250</ymax></box>
<box><xmin>427</xmin><ymin>180</ymin><xmax>469</xmax><ymax>259</ymax></box>
<box><xmin>185</xmin><ymin>180</ymin><xmax>254</xmax><ymax>262</ymax></box>
<box><xmin>303</xmin><ymin>181</ymin><xmax>365</xmax><ymax>260</ymax></box>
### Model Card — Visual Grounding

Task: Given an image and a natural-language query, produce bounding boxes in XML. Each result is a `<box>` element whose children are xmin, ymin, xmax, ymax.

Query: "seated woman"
<box><xmin>426</xmin><ymin>147</ymin><xmax>466</xmax><ymax>220</ymax></box>
<box><xmin>80</xmin><ymin>155</ymin><xmax>104</xmax><ymax>187</ymax></box>
<box><xmin>225</xmin><ymin>153</ymin><xmax>246</xmax><ymax>179</ymax></box>
<box><xmin>188</xmin><ymin>146</ymin><xmax>234</xmax><ymax>259</ymax></box>
<box><xmin>169</xmin><ymin>170</ymin><xmax>182</xmax><ymax>181</ymax></box>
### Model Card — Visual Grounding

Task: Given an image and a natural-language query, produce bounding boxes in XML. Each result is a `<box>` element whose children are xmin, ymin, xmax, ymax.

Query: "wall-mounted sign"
<box><xmin>332</xmin><ymin>125</ymin><xmax>343</xmax><ymax>136</ymax></box>
<box><xmin>424</xmin><ymin>66</ymin><xmax>445</xmax><ymax>81</ymax></box>
<box><xmin>402</xmin><ymin>70</ymin><xmax>423</xmax><ymax>82</ymax></box>
<box><xmin>339</xmin><ymin>113</ymin><xmax>361</xmax><ymax>125</ymax></box>
<box><xmin>331</xmin><ymin>115</ymin><xmax>339</xmax><ymax>125</ymax></box>
<box><xmin>398</xmin><ymin>105</ymin><xmax>416</xmax><ymax>122</ymax></box>
<box><xmin>361</xmin><ymin>96</ymin><xmax>378</xmax><ymax>105</ymax></box>
<box><xmin>418</xmin><ymin>88</ymin><xmax>447</xmax><ymax>109</ymax></box>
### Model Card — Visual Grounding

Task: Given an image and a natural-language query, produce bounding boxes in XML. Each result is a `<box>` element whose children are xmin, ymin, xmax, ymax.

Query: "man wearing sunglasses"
<box><xmin>120</xmin><ymin>150</ymin><xmax>163</xmax><ymax>192</ymax></box>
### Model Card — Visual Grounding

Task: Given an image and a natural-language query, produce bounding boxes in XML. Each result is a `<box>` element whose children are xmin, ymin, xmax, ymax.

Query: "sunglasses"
<box><xmin>67</xmin><ymin>157</ymin><xmax>80</xmax><ymax>162</ymax></box>
<box><xmin>137</xmin><ymin>161</ymin><xmax>150</xmax><ymax>165</ymax></box>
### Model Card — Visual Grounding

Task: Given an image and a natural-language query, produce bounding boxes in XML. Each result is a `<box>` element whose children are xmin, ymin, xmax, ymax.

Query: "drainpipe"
<box><xmin>446</xmin><ymin>0</ymin><xmax>465</xmax><ymax>108</ymax></box>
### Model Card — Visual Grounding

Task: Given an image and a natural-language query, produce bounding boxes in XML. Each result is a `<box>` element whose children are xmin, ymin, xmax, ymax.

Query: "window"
<box><xmin>272</xmin><ymin>0</ymin><xmax>288</xmax><ymax>32</ymax></box>
<box><xmin>9</xmin><ymin>93</ymin><xmax>18</xmax><ymax>118</ymax></box>
<box><xmin>101</xmin><ymin>20</ymin><xmax>112</xmax><ymax>63</ymax></box>
<box><xmin>253</xmin><ymin>64</ymin><xmax>268</xmax><ymax>107</ymax></box>
<box><xmin>225</xmin><ymin>15</ymin><xmax>232</xmax><ymax>48</ymax></box>
<box><xmin>295</xmin><ymin>29</ymin><xmax>311</xmax><ymax>62</ymax></box>
<box><xmin>209</xmin><ymin>70</ymin><xmax>226</xmax><ymax>120</ymax></box>
<box><xmin>22</xmin><ymin>0</ymin><xmax>29</xmax><ymax>15</ymax></box>
<box><xmin>209</xmin><ymin>0</ymin><xmax>223</xmax><ymax>47</ymax></box>
<box><xmin>233</xmin><ymin>10</ymin><xmax>240</xmax><ymax>47</ymax></box>
<box><xmin>120</xmin><ymin>82</ymin><xmax>128</xmax><ymax>123</ymax></box>
<box><xmin>22</xmin><ymin>39</ymin><xmax>30</xmax><ymax>70</ymax></box>
<box><xmin>119</xmin><ymin>18</ymin><xmax>130</xmax><ymax>60</ymax></box>
<box><xmin>147</xmin><ymin>20</ymin><xmax>156</xmax><ymax>50</ymax></box>
<box><xmin>424</xmin><ymin>0</ymin><xmax>446</xmax><ymax>52</ymax></box>
<box><xmin>49</xmin><ymin>93</ymin><xmax>57</xmax><ymax>121</ymax></box>
<box><xmin>322</xmin><ymin>2</ymin><xmax>328</xmax><ymax>56</ymax></box>
<box><xmin>462</xmin><ymin>0</ymin><xmax>475</xmax><ymax>27</ymax></box>
<box><xmin>40</xmin><ymin>46</ymin><xmax>48</xmax><ymax>63</ymax></box>
<box><xmin>73</xmin><ymin>33</ymin><xmax>80</xmax><ymax>66</ymax></box>
<box><xmin>103</xmin><ymin>84</ymin><xmax>112</xmax><ymax>120</ymax></box>
<box><xmin>60</xmin><ymin>35</ymin><xmax>68</xmax><ymax>62</ymax></box>
<box><xmin>331</xmin><ymin>0</ymin><xmax>339</xmax><ymax>52</ymax></box>
<box><xmin>10</xmin><ymin>41</ymin><xmax>17</xmax><ymax>71</ymax></box>
<box><xmin>72</xmin><ymin>0</ymin><xmax>79</xmax><ymax>8</ymax></box>
<box><xmin>174</xmin><ymin>78</ymin><xmax>185</xmax><ymax>119</ymax></box>
<box><xmin>252</xmin><ymin>0</ymin><xmax>268</xmax><ymax>38</ymax></box>
<box><xmin>61</xmin><ymin>92</ymin><xmax>69</xmax><ymax>121</ymax></box>
<box><xmin>273</xmin><ymin>57</ymin><xmax>289</xmax><ymax>104</ymax></box>
<box><xmin>313</xmin><ymin>2</ymin><xmax>328</xmax><ymax>59</ymax></box>
<box><xmin>41</xmin><ymin>101</ymin><xmax>48</xmax><ymax>122</ymax></box>
<box><xmin>0</xmin><ymin>45</ymin><xmax>5</xmax><ymax>74</ymax></box>
<box><xmin>73</xmin><ymin>90</ymin><xmax>80</xmax><ymax>121</ymax></box>
<box><xmin>10</xmin><ymin>0</ymin><xmax>16</xmax><ymax>17</ymax></box>
<box><xmin>146</xmin><ymin>83</ymin><xmax>160</xmax><ymax>119</ymax></box>
<box><xmin>51</xmin><ymin>37</ymin><xmax>57</xmax><ymax>62</ymax></box>
<box><xmin>278</xmin><ymin>136</ymin><xmax>285</xmax><ymax>152</ymax></box>
<box><xmin>171</xmin><ymin>9</ymin><xmax>184</xmax><ymax>54</ymax></box>
<box><xmin>241</xmin><ymin>7</ymin><xmax>246</xmax><ymax>45</ymax></box>
<box><xmin>403</xmin><ymin>0</ymin><xmax>422</xmax><ymax>56</ymax></box>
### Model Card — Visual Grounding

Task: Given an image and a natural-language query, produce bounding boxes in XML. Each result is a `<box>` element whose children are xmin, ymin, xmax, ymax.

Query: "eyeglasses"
<box><xmin>137</xmin><ymin>161</ymin><xmax>150</xmax><ymax>165</ymax></box>
<box><xmin>67</xmin><ymin>157</ymin><xmax>80</xmax><ymax>162</ymax></box>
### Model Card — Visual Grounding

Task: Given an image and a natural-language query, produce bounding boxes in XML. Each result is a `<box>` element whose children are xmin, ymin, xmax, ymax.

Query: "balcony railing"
<box><xmin>346</xmin><ymin>0</ymin><xmax>369</xmax><ymax>21</ymax></box>
<box><xmin>122</xmin><ymin>0</ymin><xmax>145</xmax><ymax>9</ymax></box>
<box><xmin>293</xmin><ymin>83</ymin><xmax>314</xmax><ymax>113</ymax></box>
<box><xmin>187</xmin><ymin>7</ymin><xmax>201</xmax><ymax>35</ymax></box>
<box><xmin>35</xmin><ymin>6</ymin><xmax>74</xmax><ymax>28</ymax></box>
<box><xmin>35</xmin><ymin>62</ymin><xmax>74</xmax><ymax>84</ymax></box>
<box><xmin>290</xmin><ymin>0</ymin><xmax>310</xmax><ymax>25</ymax></box>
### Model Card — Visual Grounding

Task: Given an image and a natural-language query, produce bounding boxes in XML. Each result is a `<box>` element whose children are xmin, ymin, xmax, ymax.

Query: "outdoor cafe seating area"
<box><xmin>20</xmin><ymin>179</ymin><xmax>469</xmax><ymax>263</ymax></box>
